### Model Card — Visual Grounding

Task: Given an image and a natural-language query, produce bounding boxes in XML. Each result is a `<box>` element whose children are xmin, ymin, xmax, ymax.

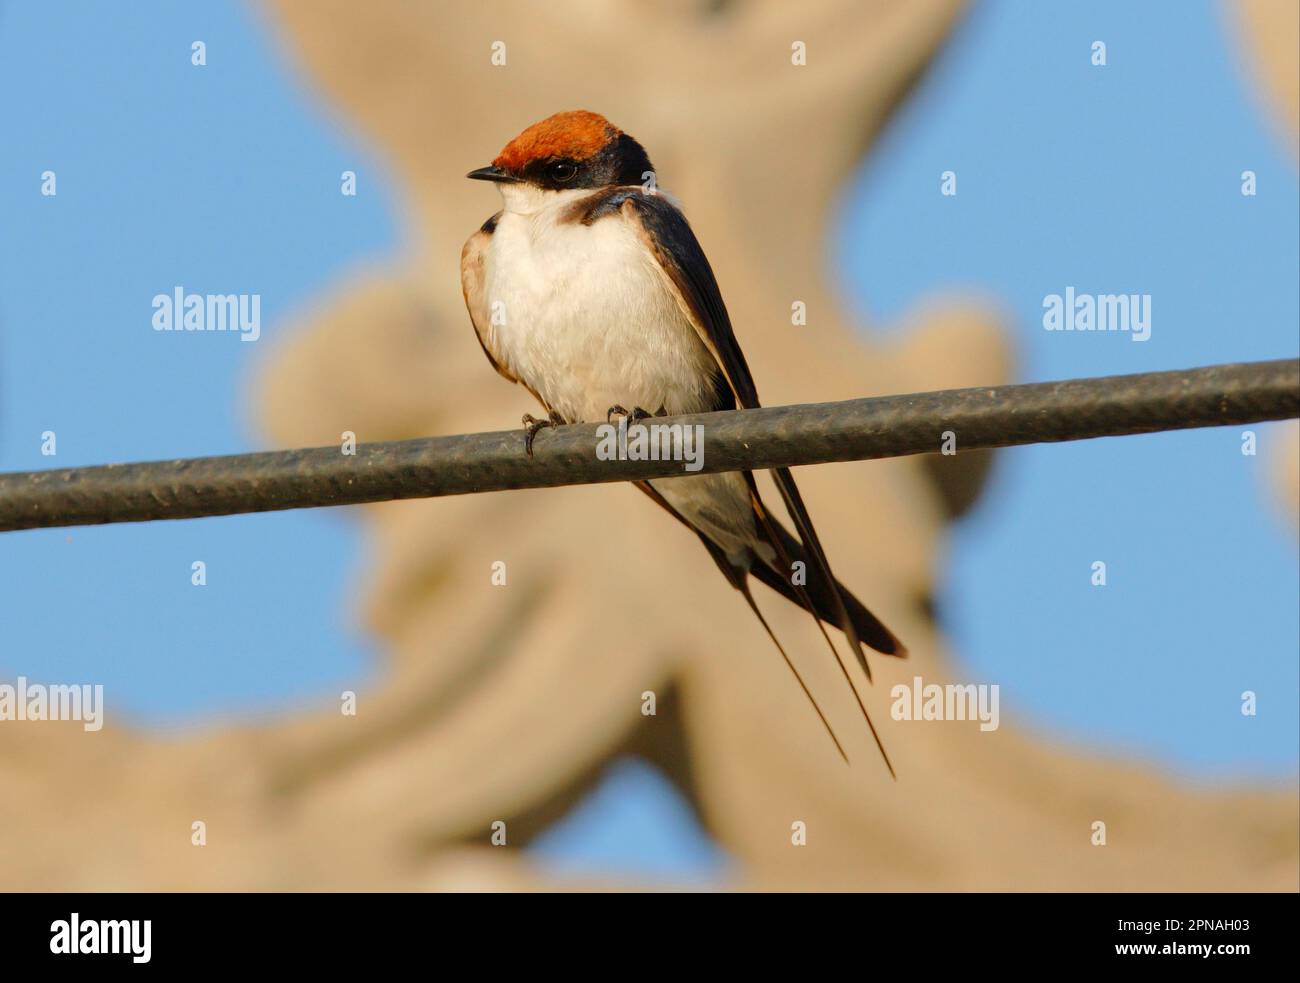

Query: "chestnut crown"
<box><xmin>468</xmin><ymin>110</ymin><xmax>653</xmax><ymax>190</ymax></box>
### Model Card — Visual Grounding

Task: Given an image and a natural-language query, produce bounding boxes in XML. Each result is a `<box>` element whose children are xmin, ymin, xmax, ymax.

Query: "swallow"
<box><xmin>461</xmin><ymin>110</ymin><xmax>906</xmax><ymax>771</ymax></box>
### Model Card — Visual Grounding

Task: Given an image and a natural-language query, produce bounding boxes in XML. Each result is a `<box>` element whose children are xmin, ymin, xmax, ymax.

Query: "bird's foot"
<box><xmin>522</xmin><ymin>410</ymin><xmax>564</xmax><ymax>457</ymax></box>
<box><xmin>606</xmin><ymin>405</ymin><xmax>655</xmax><ymax>426</ymax></box>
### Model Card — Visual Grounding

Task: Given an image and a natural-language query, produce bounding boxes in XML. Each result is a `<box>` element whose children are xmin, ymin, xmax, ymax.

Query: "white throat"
<box><xmin>497</xmin><ymin>183</ymin><xmax>591</xmax><ymax>217</ymax></box>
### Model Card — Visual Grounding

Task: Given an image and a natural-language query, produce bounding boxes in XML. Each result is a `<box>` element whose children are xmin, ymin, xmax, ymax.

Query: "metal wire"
<box><xmin>0</xmin><ymin>358</ymin><xmax>1295</xmax><ymax>532</ymax></box>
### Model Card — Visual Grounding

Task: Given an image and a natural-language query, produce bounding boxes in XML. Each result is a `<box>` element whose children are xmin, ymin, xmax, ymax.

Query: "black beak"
<box><xmin>466</xmin><ymin>165</ymin><xmax>519</xmax><ymax>184</ymax></box>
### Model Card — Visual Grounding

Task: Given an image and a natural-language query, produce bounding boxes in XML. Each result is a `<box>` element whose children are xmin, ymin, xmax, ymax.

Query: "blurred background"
<box><xmin>0</xmin><ymin>0</ymin><xmax>1296</xmax><ymax>889</ymax></box>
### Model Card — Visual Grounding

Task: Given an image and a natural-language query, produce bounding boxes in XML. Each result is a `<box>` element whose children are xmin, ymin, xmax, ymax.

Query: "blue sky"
<box><xmin>832</xmin><ymin>0</ymin><xmax>1298</xmax><ymax>782</ymax></box>
<box><xmin>0</xmin><ymin>1</ymin><xmax>394</xmax><ymax>722</ymax></box>
<box><xmin>1</xmin><ymin>0</ymin><xmax>1294</xmax><ymax>883</ymax></box>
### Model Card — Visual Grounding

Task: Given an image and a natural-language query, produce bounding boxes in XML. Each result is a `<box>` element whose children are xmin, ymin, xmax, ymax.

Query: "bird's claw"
<box><xmin>522</xmin><ymin>411</ymin><xmax>564</xmax><ymax>457</ymax></box>
<box><xmin>606</xmin><ymin>405</ymin><xmax>656</xmax><ymax>426</ymax></box>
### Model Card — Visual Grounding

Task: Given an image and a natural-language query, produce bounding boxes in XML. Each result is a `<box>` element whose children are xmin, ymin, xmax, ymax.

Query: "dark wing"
<box><xmin>574</xmin><ymin>190</ymin><xmax>756</xmax><ymax>408</ymax></box>
<box><xmin>613</xmin><ymin>189</ymin><xmax>904</xmax><ymax>664</ymax></box>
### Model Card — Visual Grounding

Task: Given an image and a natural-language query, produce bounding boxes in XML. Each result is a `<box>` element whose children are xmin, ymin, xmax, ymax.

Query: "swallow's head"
<box><xmin>467</xmin><ymin>111</ymin><xmax>653</xmax><ymax>209</ymax></box>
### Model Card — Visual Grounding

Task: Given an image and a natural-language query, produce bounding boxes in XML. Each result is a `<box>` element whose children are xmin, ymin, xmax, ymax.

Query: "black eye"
<box><xmin>550</xmin><ymin>161</ymin><xmax>577</xmax><ymax>182</ymax></box>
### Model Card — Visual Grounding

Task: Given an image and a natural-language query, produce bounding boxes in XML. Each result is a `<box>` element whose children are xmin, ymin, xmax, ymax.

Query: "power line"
<box><xmin>1</xmin><ymin>358</ymin><xmax>1295</xmax><ymax>533</ymax></box>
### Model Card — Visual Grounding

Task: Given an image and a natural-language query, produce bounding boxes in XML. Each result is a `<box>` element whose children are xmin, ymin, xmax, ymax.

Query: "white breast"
<box><xmin>482</xmin><ymin>190</ymin><xmax>718</xmax><ymax>423</ymax></box>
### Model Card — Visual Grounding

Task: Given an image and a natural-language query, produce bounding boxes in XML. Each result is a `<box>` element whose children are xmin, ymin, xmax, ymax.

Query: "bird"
<box><xmin>460</xmin><ymin>110</ymin><xmax>906</xmax><ymax>771</ymax></box>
